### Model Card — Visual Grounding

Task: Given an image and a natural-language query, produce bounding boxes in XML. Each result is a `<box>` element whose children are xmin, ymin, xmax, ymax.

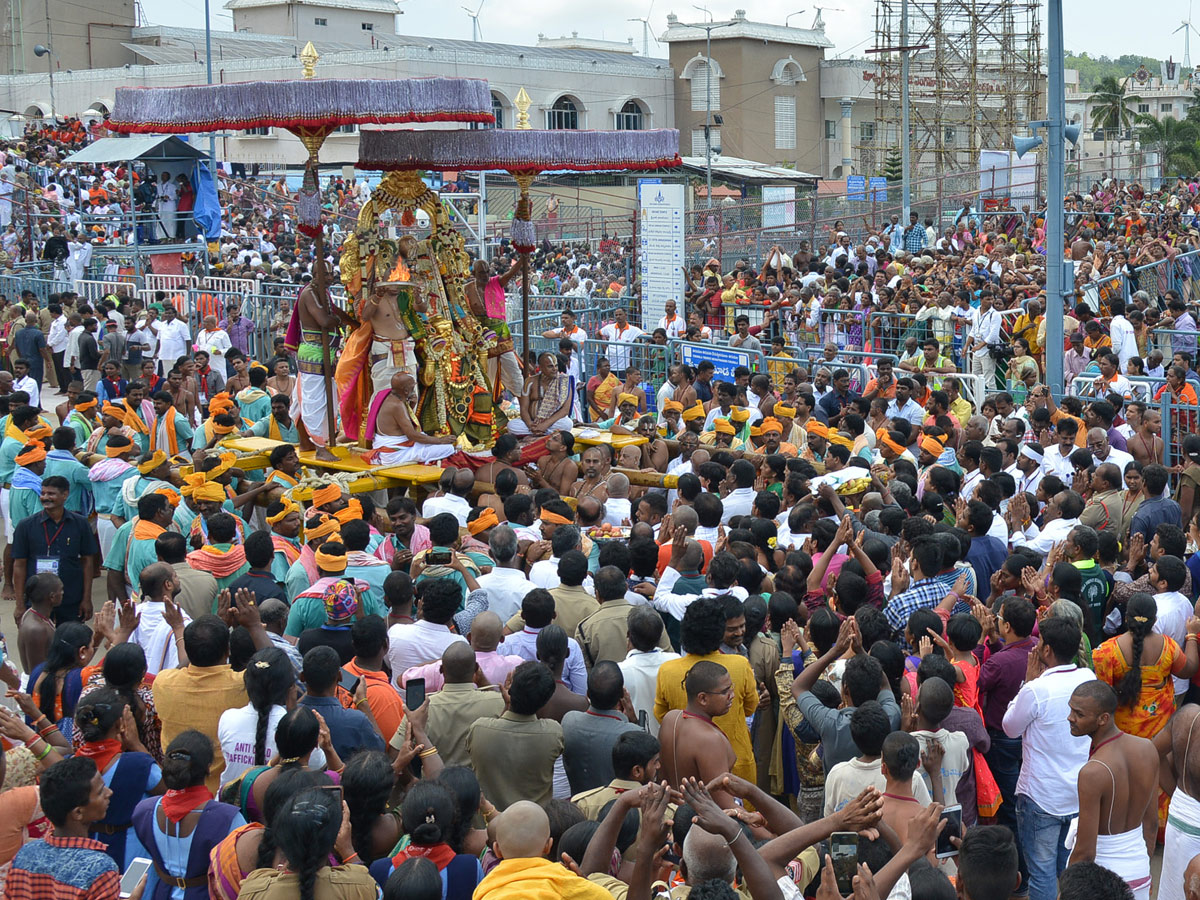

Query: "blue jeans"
<box><xmin>1016</xmin><ymin>793</ymin><xmax>1073</xmax><ymax>900</ymax></box>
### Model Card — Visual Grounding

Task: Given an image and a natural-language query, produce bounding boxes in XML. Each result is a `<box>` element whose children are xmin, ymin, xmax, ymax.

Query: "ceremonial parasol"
<box><xmin>107</xmin><ymin>47</ymin><xmax>494</xmax><ymax>457</ymax></box>
<box><xmin>356</xmin><ymin>87</ymin><xmax>680</xmax><ymax>362</ymax></box>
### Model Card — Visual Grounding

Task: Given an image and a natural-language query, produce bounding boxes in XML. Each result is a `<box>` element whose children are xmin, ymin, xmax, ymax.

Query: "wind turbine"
<box><xmin>1176</xmin><ymin>2</ymin><xmax>1200</xmax><ymax>70</ymax></box>
<box><xmin>628</xmin><ymin>0</ymin><xmax>656</xmax><ymax>56</ymax></box>
<box><xmin>462</xmin><ymin>0</ymin><xmax>485</xmax><ymax>42</ymax></box>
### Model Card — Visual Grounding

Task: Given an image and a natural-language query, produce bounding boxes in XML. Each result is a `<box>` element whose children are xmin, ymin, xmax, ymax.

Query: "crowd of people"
<box><xmin>10</xmin><ymin>112</ymin><xmax>1200</xmax><ymax>900</ymax></box>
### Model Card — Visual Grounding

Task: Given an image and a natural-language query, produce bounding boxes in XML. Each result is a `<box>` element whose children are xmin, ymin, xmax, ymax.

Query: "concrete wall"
<box><xmin>233</xmin><ymin>5</ymin><xmax>396</xmax><ymax>47</ymax></box>
<box><xmin>1</xmin><ymin>0</ymin><xmax>134</xmax><ymax>77</ymax></box>
<box><xmin>669</xmin><ymin>36</ymin><xmax>825</xmax><ymax>174</ymax></box>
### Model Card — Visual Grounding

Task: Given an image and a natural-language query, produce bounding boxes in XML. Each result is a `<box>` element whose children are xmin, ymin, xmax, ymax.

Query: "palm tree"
<box><xmin>1134</xmin><ymin>115</ymin><xmax>1200</xmax><ymax>177</ymax></box>
<box><xmin>1089</xmin><ymin>74</ymin><xmax>1142</xmax><ymax>168</ymax></box>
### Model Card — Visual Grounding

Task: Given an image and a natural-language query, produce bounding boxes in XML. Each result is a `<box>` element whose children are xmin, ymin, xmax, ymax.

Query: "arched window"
<box><xmin>616</xmin><ymin>100</ymin><xmax>644</xmax><ymax>130</ymax></box>
<box><xmin>547</xmin><ymin>96</ymin><xmax>579</xmax><ymax>130</ymax></box>
<box><xmin>491</xmin><ymin>94</ymin><xmax>504</xmax><ymax>129</ymax></box>
<box><xmin>689</xmin><ymin>59</ymin><xmax>719</xmax><ymax>111</ymax></box>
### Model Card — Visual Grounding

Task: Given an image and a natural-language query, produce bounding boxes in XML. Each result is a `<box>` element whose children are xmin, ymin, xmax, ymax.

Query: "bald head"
<box><xmin>682</xmin><ymin>826</ymin><xmax>736</xmax><ymax>885</ymax></box>
<box><xmin>441</xmin><ymin>641</ymin><xmax>477</xmax><ymax>683</ymax></box>
<box><xmin>391</xmin><ymin>372</ymin><xmax>415</xmax><ymax>398</ymax></box>
<box><xmin>607</xmin><ymin>472</ymin><xmax>630</xmax><ymax>499</ymax></box>
<box><xmin>138</xmin><ymin>561</ymin><xmax>175</xmax><ymax>600</ymax></box>
<box><xmin>671</xmin><ymin>505</ymin><xmax>698</xmax><ymax>534</ymax></box>
<box><xmin>451</xmin><ymin>468</ymin><xmax>475</xmax><ymax>497</ymax></box>
<box><xmin>576</xmin><ymin>497</ymin><xmax>603</xmax><ymax>525</ymax></box>
<box><xmin>467</xmin><ymin>610</ymin><xmax>503</xmax><ymax>652</ymax></box>
<box><xmin>495</xmin><ymin>800</ymin><xmax>552</xmax><ymax>860</ymax></box>
<box><xmin>690</xmin><ymin>449</ymin><xmax>710</xmax><ymax>468</ymax></box>
<box><xmin>258</xmin><ymin>597</ymin><xmax>289</xmax><ymax>632</ymax></box>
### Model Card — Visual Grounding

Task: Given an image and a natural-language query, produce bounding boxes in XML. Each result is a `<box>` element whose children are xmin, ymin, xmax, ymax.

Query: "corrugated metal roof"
<box><xmin>224</xmin><ymin>0</ymin><xmax>400</xmax><ymax>11</ymax></box>
<box><xmin>64</xmin><ymin>135</ymin><xmax>207</xmax><ymax>164</ymax></box>
<box><xmin>679</xmin><ymin>155</ymin><xmax>817</xmax><ymax>182</ymax></box>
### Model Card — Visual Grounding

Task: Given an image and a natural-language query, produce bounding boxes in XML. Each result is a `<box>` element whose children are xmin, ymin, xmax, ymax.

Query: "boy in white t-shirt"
<box><xmin>824</xmin><ymin>699</ymin><xmax>932</xmax><ymax>817</ymax></box>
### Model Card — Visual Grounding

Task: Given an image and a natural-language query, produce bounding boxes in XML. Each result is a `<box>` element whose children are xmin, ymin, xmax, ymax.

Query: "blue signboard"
<box><xmin>846</xmin><ymin>175</ymin><xmax>866</xmax><ymax>201</ymax></box>
<box><xmin>869</xmin><ymin>177</ymin><xmax>888</xmax><ymax>202</ymax></box>
<box><xmin>680</xmin><ymin>343</ymin><xmax>753</xmax><ymax>382</ymax></box>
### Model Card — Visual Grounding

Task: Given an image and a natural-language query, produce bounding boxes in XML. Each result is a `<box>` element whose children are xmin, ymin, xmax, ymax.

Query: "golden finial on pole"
<box><xmin>300</xmin><ymin>41</ymin><xmax>319</xmax><ymax>78</ymax></box>
<box><xmin>514</xmin><ymin>87</ymin><xmax>532</xmax><ymax>130</ymax></box>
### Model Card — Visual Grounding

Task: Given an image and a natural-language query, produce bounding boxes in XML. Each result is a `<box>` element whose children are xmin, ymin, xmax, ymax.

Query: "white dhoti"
<box><xmin>370</xmin><ymin>337</ymin><xmax>418</xmax><ymax>395</ymax></box>
<box><xmin>371</xmin><ymin>431</ymin><xmax>456</xmax><ymax>467</ymax></box>
<box><xmin>487</xmin><ymin>350</ymin><xmax>524</xmax><ymax>396</ymax></box>
<box><xmin>0</xmin><ymin>486</ymin><xmax>11</xmax><ymax>544</ymax></box>
<box><xmin>97</xmin><ymin>515</ymin><xmax>118</xmax><ymax>559</ymax></box>
<box><xmin>507</xmin><ymin>416</ymin><xmax>574</xmax><ymax>438</ymax></box>
<box><xmin>1068</xmin><ymin>818</ymin><xmax>1152</xmax><ymax>900</ymax></box>
<box><xmin>1162</xmin><ymin>788</ymin><xmax>1200</xmax><ymax>900</ymax></box>
<box><xmin>293</xmin><ymin>342</ymin><xmax>331</xmax><ymax>446</ymax></box>
<box><xmin>156</xmin><ymin>200</ymin><xmax>177</xmax><ymax>240</ymax></box>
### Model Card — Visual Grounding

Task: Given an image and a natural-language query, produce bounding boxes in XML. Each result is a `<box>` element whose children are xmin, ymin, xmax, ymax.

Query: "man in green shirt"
<box><xmin>1065</xmin><ymin>523</ymin><xmax>1109</xmax><ymax>644</ymax></box>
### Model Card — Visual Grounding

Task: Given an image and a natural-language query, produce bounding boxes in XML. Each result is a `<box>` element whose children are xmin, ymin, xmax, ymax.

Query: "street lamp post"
<box><xmin>33</xmin><ymin>44</ymin><xmax>55</xmax><ymax>121</ymax></box>
<box><xmin>691</xmin><ymin>8</ymin><xmax>733</xmax><ymax>209</ymax></box>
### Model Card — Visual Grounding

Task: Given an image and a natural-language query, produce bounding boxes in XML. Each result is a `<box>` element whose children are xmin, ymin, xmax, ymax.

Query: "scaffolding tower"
<box><xmin>865</xmin><ymin>0</ymin><xmax>1042</xmax><ymax>183</ymax></box>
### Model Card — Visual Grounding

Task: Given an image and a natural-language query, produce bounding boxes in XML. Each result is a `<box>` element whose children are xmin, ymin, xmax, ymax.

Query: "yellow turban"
<box><xmin>774</xmin><ymin>403</ymin><xmax>797</xmax><ymax>418</ymax></box>
<box><xmin>15</xmin><ymin>445</ymin><xmax>45</xmax><ymax>466</ymax></box>
<box><xmin>713</xmin><ymin>418</ymin><xmax>736</xmax><ymax>436</ymax></box>
<box><xmin>314</xmin><ymin>545</ymin><xmax>348</xmax><ymax>574</ymax></box>
<box><xmin>74</xmin><ymin>398</ymin><xmax>97</xmax><ymax>413</ymax></box>
<box><xmin>729</xmin><ymin>407</ymin><xmax>750</xmax><ymax>424</ymax></box>
<box><xmin>305</xmin><ymin>515</ymin><xmax>341</xmax><ymax>542</ymax></box>
<box><xmin>333</xmin><ymin>498</ymin><xmax>363</xmax><ymax>524</ymax></box>
<box><xmin>876</xmin><ymin>428</ymin><xmax>906</xmax><ymax>456</ymax></box>
<box><xmin>23</xmin><ymin>423</ymin><xmax>51</xmax><ymax>441</ymax></box>
<box><xmin>682</xmin><ymin>405</ymin><xmax>705</xmax><ymax>422</ymax></box>
<box><xmin>208</xmin><ymin>392</ymin><xmax>234</xmax><ymax>413</ymax></box>
<box><xmin>662</xmin><ymin>400</ymin><xmax>684</xmax><ymax>414</ymax></box>
<box><xmin>101</xmin><ymin>402</ymin><xmax>126</xmax><ymax>420</ymax></box>
<box><xmin>468</xmin><ymin>507</ymin><xmax>499</xmax><ymax>536</ymax></box>
<box><xmin>805</xmin><ymin>420</ymin><xmax>830</xmax><ymax>439</ymax></box>
<box><xmin>921</xmin><ymin>435</ymin><xmax>947</xmax><ymax>457</ymax></box>
<box><xmin>192</xmin><ymin>481</ymin><xmax>226</xmax><ymax>503</ymax></box>
<box><xmin>137</xmin><ymin>451</ymin><xmax>168</xmax><ymax>475</ymax></box>
<box><xmin>207</xmin><ymin>452</ymin><xmax>237</xmax><ymax>480</ymax></box>
<box><xmin>749</xmin><ymin>425</ymin><xmax>762</xmax><ymax>438</ymax></box>
<box><xmin>155</xmin><ymin>488</ymin><xmax>180</xmax><ymax>507</ymax></box>
<box><xmin>104</xmin><ymin>443</ymin><xmax>129</xmax><ymax>458</ymax></box>
<box><xmin>266</xmin><ymin>498</ymin><xmax>299</xmax><ymax>525</ymax></box>
<box><xmin>617</xmin><ymin>392</ymin><xmax>639</xmax><ymax>408</ymax></box>
<box><xmin>312</xmin><ymin>484</ymin><xmax>342</xmax><ymax>508</ymax></box>
<box><xmin>827</xmin><ymin>433</ymin><xmax>853</xmax><ymax>449</ymax></box>
<box><xmin>760</xmin><ymin>417</ymin><xmax>783</xmax><ymax>435</ymax></box>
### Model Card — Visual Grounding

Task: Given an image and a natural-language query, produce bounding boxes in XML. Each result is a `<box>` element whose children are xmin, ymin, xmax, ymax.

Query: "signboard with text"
<box><xmin>680</xmin><ymin>343</ymin><xmax>753</xmax><ymax>382</ymax></box>
<box><xmin>638</xmin><ymin>181</ymin><xmax>685</xmax><ymax>329</ymax></box>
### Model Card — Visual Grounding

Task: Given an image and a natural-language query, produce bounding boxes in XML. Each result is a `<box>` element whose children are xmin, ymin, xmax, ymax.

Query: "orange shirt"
<box><xmin>1155</xmin><ymin>383</ymin><xmax>1200</xmax><ymax>406</ymax></box>
<box><xmin>339</xmin><ymin>661</ymin><xmax>405</xmax><ymax>743</ymax></box>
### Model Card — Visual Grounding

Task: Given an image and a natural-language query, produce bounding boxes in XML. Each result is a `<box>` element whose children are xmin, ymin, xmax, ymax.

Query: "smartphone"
<box><xmin>426</xmin><ymin>549</ymin><xmax>453</xmax><ymax>565</ymax></box>
<box><xmin>936</xmin><ymin>805</ymin><xmax>963</xmax><ymax>859</ymax></box>
<box><xmin>339</xmin><ymin>668</ymin><xmax>360</xmax><ymax>696</ymax></box>
<box><xmin>406</xmin><ymin>677</ymin><xmax>426</xmax><ymax>712</ymax></box>
<box><xmin>120</xmin><ymin>858</ymin><xmax>152</xmax><ymax>899</ymax></box>
<box><xmin>830</xmin><ymin>832</ymin><xmax>858</xmax><ymax>895</ymax></box>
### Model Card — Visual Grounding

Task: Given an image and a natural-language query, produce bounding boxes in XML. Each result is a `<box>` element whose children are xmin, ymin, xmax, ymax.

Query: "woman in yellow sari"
<box><xmin>1092</xmin><ymin>593</ymin><xmax>1200</xmax><ymax>824</ymax></box>
<box><xmin>586</xmin><ymin>356</ymin><xmax>619</xmax><ymax>421</ymax></box>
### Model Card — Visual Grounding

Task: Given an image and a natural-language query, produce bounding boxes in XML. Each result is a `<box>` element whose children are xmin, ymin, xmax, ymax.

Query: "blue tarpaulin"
<box><xmin>191</xmin><ymin>161</ymin><xmax>222</xmax><ymax>241</ymax></box>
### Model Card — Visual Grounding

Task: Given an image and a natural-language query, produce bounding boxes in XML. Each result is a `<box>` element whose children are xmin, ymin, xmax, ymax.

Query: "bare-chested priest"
<box><xmin>369</xmin><ymin>372</ymin><xmax>457</xmax><ymax>466</ymax></box>
<box><xmin>1159</xmin><ymin>703</ymin><xmax>1200</xmax><ymax>900</ymax></box>
<box><xmin>659</xmin><ymin>660</ymin><xmax>738</xmax><ymax>809</ymax></box>
<box><xmin>1067</xmin><ymin>680</ymin><xmax>1158</xmax><ymax>900</ymax></box>
<box><xmin>293</xmin><ymin>273</ymin><xmax>357</xmax><ymax>461</ymax></box>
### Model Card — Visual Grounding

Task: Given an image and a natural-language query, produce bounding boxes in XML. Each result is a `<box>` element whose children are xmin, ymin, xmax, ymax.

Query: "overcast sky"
<box><xmin>140</xmin><ymin>0</ymin><xmax>1198</xmax><ymax>65</ymax></box>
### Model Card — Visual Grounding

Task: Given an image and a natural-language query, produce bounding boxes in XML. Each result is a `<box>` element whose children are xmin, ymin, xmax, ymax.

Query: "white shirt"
<box><xmin>47</xmin><ymin>315</ymin><xmax>68</xmax><ymax>353</ymax></box>
<box><xmin>1092</xmin><ymin>447</ymin><xmax>1134</xmax><ymax>487</ymax></box>
<box><xmin>823</xmin><ymin>757</ymin><xmax>932</xmax><ymax>817</ymax></box>
<box><xmin>886</xmin><ymin>397</ymin><xmax>925</xmax><ymax>428</ymax></box>
<box><xmin>1003</xmin><ymin>663</ymin><xmax>1096</xmax><ymax>815</ymax></box>
<box><xmin>1154</xmin><ymin>590</ymin><xmax>1193</xmax><ymax>693</ymax></box>
<box><xmin>1109</xmin><ymin>315</ymin><xmax>1139</xmax><ymax>369</ymax></box>
<box><xmin>128</xmin><ymin>600</ymin><xmax>192</xmax><ymax>675</ymax></box>
<box><xmin>969</xmin><ymin>308</ymin><xmax>1001</xmax><ymax>357</ymax></box>
<box><xmin>657</xmin><ymin>314</ymin><xmax>686</xmax><ymax>340</ymax></box>
<box><xmin>421</xmin><ymin>493</ymin><xmax>471</xmax><ymax>527</ymax></box>
<box><xmin>1010</xmin><ymin>516</ymin><xmax>1080</xmax><ymax>557</ymax></box>
<box><xmin>155</xmin><ymin>318</ymin><xmax>191</xmax><ymax>364</ymax></box>
<box><xmin>721</xmin><ymin>487</ymin><xmax>755</xmax><ymax>524</ymax></box>
<box><xmin>603</xmin><ymin>497</ymin><xmax>632</xmax><ymax>527</ymax></box>
<box><xmin>597</xmin><ymin>322</ymin><xmax>644</xmax><ymax>372</ymax></box>
<box><xmin>196</xmin><ymin>328</ymin><xmax>233</xmax><ymax>378</ymax></box>
<box><xmin>217</xmin><ymin>702</ymin><xmax>326</xmax><ymax>787</ymax></box>
<box><xmin>912</xmin><ymin>728</ymin><xmax>970</xmax><ymax>809</ymax></box>
<box><xmin>651</xmin><ymin>566</ymin><xmax>748</xmax><ymax>622</ymax></box>
<box><xmin>1042</xmin><ymin>444</ymin><xmax>1077</xmax><ymax>481</ymax></box>
<box><xmin>13</xmin><ymin>375</ymin><xmax>38</xmax><ymax>411</ymax></box>
<box><xmin>960</xmin><ymin>468</ymin><xmax>984</xmax><ymax>500</ymax></box>
<box><xmin>618</xmin><ymin>647</ymin><xmax>681</xmax><ymax>736</ymax></box>
<box><xmin>703</xmin><ymin>406</ymin><xmax>763</xmax><ymax>432</ymax></box>
<box><xmin>477</xmin><ymin>566</ymin><xmax>538</xmax><ymax>623</ymax></box>
<box><xmin>387</xmin><ymin>619</ymin><xmax>467</xmax><ymax>682</ymax></box>
<box><xmin>65</xmin><ymin>324</ymin><xmax>84</xmax><ymax>369</ymax></box>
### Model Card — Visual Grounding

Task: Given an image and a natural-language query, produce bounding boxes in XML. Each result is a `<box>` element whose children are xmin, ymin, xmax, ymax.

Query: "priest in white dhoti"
<box><xmin>365</xmin><ymin>372</ymin><xmax>457</xmax><ymax>466</ymax></box>
<box><xmin>154</xmin><ymin>170</ymin><xmax>178</xmax><ymax>241</ymax></box>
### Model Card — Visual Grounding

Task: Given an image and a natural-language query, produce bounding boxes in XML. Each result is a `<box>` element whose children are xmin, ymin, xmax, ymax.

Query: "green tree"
<box><xmin>1089</xmin><ymin>74</ymin><xmax>1142</xmax><ymax>163</ymax></box>
<box><xmin>882</xmin><ymin>148</ymin><xmax>903</xmax><ymax>184</ymax></box>
<box><xmin>1135</xmin><ymin>115</ymin><xmax>1200</xmax><ymax>176</ymax></box>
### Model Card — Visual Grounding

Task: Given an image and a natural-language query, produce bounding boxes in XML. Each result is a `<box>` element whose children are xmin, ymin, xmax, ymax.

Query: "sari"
<box><xmin>588</xmin><ymin>372</ymin><xmax>619</xmax><ymax>420</ymax></box>
<box><xmin>207</xmin><ymin>822</ymin><xmax>263</xmax><ymax>900</ymax></box>
<box><xmin>1093</xmin><ymin>635</ymin><xmax>1183</xmax><ymax>825</ymax></box>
